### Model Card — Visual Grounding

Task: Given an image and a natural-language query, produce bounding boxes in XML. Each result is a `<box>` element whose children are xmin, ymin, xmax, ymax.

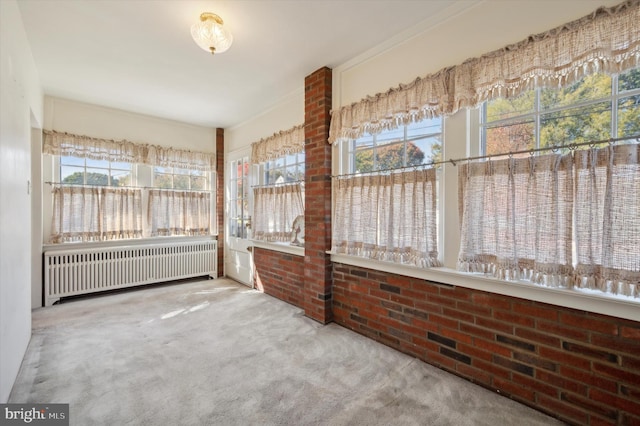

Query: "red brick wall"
<box><xmin>333</xmin><ymin>263</ymin><xmax>640</xmax><ymax>426</ymax></box>
<box><xmin>216</xmin><ymin>128</ymin><xmax>224</xmax><ymax>277</ymax></box>
<box><xmin>303</xmin><ymin>67</ymin><xmax>333</xmax><ymax>323</ymax></box>
<box><xmin>254</xmin><ymin>248</ymin><xmax>305</xmax><ymax>308</ymax></box>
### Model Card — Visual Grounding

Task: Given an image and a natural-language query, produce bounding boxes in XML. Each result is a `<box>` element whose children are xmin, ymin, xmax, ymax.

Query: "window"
<box><xmin>249</xmin><ymin>125</ymin><xmax>305</xmax><ymax>245</ymax></box>
<box><xmin>230</xmin><ymin>157</ymin><xmax>250</xmax><ymax>239</ymax></box>
<box><xmin>153</xmin><ymin>166</ymin><xmax>209</xmax><ymax>190</ymax></box>
<box><xmin>481</xmin><ymin>69</ymin><xmax>640</xmax><ymax>155</ymax></box>
<box><xmin>349</xmin><ymin>118</ymin><xmax>442</xmax><ymax>173</ymax></box>
<box><xmin>333</xmin><ymin>118</ymin><xmax>442</xmax><ymax>267</ymax></box>
<box><xmin>61</xmin><ymin>156</ymin><xmax>132</xmax><ymax>187</ymax></box>
<box><xmin>462</xmin><ymin>68</ymin><xmax>640</xmax><ymax>298</ymax></box>
<box><xmin>263</xmin><ymin>153</ymin><xmax>305</xmax><ymax>184</ymax></box>
<box><xmin>51</xmin><ymin>157</ymin><xmax>213</xmax><ymax>242</ymax></box>
<box><xmin>252</xmin><ymin>153</ymin><xmax>305</xmax><ymax>243</ymax></box>
<box><xmin>44</xmin><ymin>130</ymin><xmax>217</xmax><ymax>244</ymax></box>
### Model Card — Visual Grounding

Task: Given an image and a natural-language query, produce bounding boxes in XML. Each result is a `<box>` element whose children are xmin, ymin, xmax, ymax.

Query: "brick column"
<box><xmin>304</xmin><ymin>66</ymin><xmax>333</xmax><ymax>323</ymax></box>
<box><xmin>216</xmin><ymin>127</ymin><xmax>225</xmax><ymax>277</ymax></box>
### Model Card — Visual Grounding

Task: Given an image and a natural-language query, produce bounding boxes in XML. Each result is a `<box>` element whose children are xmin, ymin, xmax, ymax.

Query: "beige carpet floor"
<box><xmin>10</xmin><ymin>278</ymin><xmax>562</xmax><ymax>425</ymax></box>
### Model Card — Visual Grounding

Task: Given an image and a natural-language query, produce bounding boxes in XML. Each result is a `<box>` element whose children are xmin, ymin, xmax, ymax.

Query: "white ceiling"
<box><xmin>17</xmin><ymin>0</ymin><xmax>458</xmax><ymax>129</ymax></box>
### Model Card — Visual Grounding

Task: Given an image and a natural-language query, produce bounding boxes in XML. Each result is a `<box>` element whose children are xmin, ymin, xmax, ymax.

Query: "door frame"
<box><xmin>224</xmin><ymin>147</ymin><xmax>253</xmax><ymax>286</ymax></box>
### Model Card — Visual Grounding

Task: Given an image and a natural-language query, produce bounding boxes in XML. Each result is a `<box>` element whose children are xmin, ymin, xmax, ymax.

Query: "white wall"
<box><xmin>31</xmin><ymin>126</ymin><xmax>43</xmax><ymax>309</ymax></box>
<box><xmin>0</xmin><ymin>0</ymin><xmax>43</xmax><ymax>403</ymax></box>
<box><xmin>333</xmin><ymin>0</ymin><xmax>622</xmax><ymax>109</ymax></box>
<box><xmin>225</xmin><ymin>88</ymin><xmax>304</xmax><ymax>152</ymax></box>
<box><xmin>44</xmin><ymin>96</ymin><xmax>217</xmax><ymax>153</ymax></box>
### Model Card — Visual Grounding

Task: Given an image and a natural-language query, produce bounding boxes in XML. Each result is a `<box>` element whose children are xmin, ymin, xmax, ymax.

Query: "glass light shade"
<box><xmin>191</xmin><ymin>13</ymin><xmax>233</xmax><ymax>55</ymax></box>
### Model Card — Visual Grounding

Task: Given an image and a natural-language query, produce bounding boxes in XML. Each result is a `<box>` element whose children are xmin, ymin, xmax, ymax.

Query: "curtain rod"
<box><xmin>44</xmin><ymin>182</ymin><xmax>212</xmax><ymax>193</ymax></box>
<box><xmin>332</xmin><ymin>135</ymin><xmax>639</xmax><ymax>178</ymax></box>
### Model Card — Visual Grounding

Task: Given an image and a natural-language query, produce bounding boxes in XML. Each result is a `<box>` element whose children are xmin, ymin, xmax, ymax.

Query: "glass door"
<box><xmin>225</xmin><ymin>148</ymin><xmax>252</xmax><ymax>285</ymax></box>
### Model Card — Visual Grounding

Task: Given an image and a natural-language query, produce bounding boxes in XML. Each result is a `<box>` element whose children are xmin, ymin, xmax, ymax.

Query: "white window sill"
<box><xmin>251</xmin><ymin>240</ymin><xmax>305</xmax><ymax>257</ymax></box>
<box><xmin>43</xmin><ymin>235</ymin><xmax>218</xmax><ymax>252</ymax></box>
<box><xmin>330</xmin><ymin>253</ymin><xmax>640</xmax><ymax>322</ymax></box>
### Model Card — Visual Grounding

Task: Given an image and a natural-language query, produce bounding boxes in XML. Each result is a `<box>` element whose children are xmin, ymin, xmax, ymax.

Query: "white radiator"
<box><xmin>44</xmin><ymin>240</ymin><xmax>217</xmax><ymax>306</ymax></box>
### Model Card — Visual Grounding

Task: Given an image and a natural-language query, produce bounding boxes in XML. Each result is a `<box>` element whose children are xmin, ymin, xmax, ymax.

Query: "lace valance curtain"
<box><xmin>333</xmin><ymin>169</ymin><xmax>441</xmax><ymax>267</ymax></box>
<box><xmin>50</xmin><ymin>186</ymin><xmax>143</xmax><ymax>243</ymax></box>
<box><xmin>43</xmin><ymin>130</ymin><xmax>216</xmax><ymax>172</ymax></box>
<box><xmin>147</xmin><ymin>190</ymin><xmax>211</xmax><ymax>237</ymax></box>
<box><xmin>251</xmin><ymin>124</ymin><xmax>305</xmax><ymax>163</ymax></box>
<box><xmin>253</xmin><ymin>184</ymin><xmax>304</xmax><ymax>242</ymax></box>
<box><xmin>329</xmin><ymin>0</ymin><xmax>640</xmax><ymax>144</ymax></box>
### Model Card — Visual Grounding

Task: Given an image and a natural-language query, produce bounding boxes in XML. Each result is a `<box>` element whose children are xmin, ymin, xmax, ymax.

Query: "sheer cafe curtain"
<box><xmin>574</xmin><ymin>144</ymin><xmax>640</xmax><ymax>298</ymax></box>
<box><xmin>333</xmin><ymin>168</ymin><xmax>441</xmax><ymax>268</ymax></box>
<box><xmin>458</xmin><ymin>153</ymin><xmax>574</xmax><ymax>285</ymax></box>
<box><xmin>50</xmin><ymin>186</ymin><xmax>143</xmax><ymax>243</ymax></box>
<box><xmin>252</xmin><ymin>183</ymin><xmax>304</xmax><ymax>242</ymax></box>
<box><xmin>148</xmin><ymin>190</ymin><xmax>211</xmax><ymax>237</ymax></box>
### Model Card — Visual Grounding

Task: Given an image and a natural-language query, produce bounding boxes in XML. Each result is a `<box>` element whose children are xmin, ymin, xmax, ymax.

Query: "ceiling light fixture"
<box><xmin>190</xmin><ymin>12</ymin><xmax>233</xmax><ymax>55</ymax></box>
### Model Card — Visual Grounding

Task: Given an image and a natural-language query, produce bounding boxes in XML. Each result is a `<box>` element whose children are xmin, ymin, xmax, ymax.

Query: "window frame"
<box><xmin>344</xmin><ymin>118</ymin><xmax>443</xmax><ymax>175</ymax></box>
<box><xmin>59</xmin><ymin>155</ymin><xmax>135</xmax><ymax>187</ymax></box>
<box><xmin>152</xmin><ymin>166</ymin><xmax>211</xmax><ymax>191</ymax></box>
<box><xmin>333</xmin><ymin>118</ymin><xmax>444</xmax><ymax>267</ymax></box>
<box><xmin>250</xmin><ymin>151</ymin><xmax>306</xmax><ymax>255</ymax></box>
<box><xmin>480</xmin><ymin>71</ymin><xmax>640</xmax><ymax>155</ymax></box>
<box><xmin>45</xmin><ymin>155</ymin><xmax>215</xmax><ymax>244</ymax></box>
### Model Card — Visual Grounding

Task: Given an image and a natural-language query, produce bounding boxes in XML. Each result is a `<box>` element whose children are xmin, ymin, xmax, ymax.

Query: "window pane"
<box><xmin>408</xmin><ymin>117</ymin><xmax>442</xmax><ymax>137</ymax></box>
<box><xmin>413</xmin><ymin>136</ymin><xmax>442</xmax><ymax>164</ymax></box>
<box><xmin>61</xmin><ymin>166</ymin><xmax>85</xmax><ymax>184</ymax></box>
<box><xmin>111</xmin><ymin>170</ymin><xmax>131</xmax><ymax>187</ymax></box>
<box><xmin>354</xmin><ymin>134</ymin><xmax>374</xmax><ymax>150</ymax></box>
<box><xmin>154</xmin><ymin>173</ymin><xmax>173</xmax><ymax>188</ymax></box>
<box><xmin>154</xmin><ymin>166</ymin><xmax>171</xmax><ymax>174</ymax></box>
<box><xmin>618</xmin><ymin>95</ymin><xmax>640</xmax><ymax>138</ymax></box>
<box><xmin>242</xmin><ymin>158</ymin><xmax>250</xmax><ymax>177</ymax></box>
<box><xmin>85</xmin><ymin>158</ymin><xmax>109</xmax><ymax>168</ymax></box>
<box><xmin>541</xmin><ymin>73</ymin><xmax>611</xmax><ymax>110</ymax></box>
<box><xmin>377</xmin><ymin>127</ymin><xmax>404</xmax><ymax>146</ymax></box>
<box><xmin>285</xmin><ymin>165</ymin><xmax>297</xmax><ymax>182</ymax></box>
<box><xmin>174</xmin><ymin>174</ymin><xmax>189</xmax><ymax>189</ymax></box>
<box><xmin>355</xmin><ymin>147</ymin><xmax>375</xmax><ymax>173</ymax></box>
<box><xmin>486</xmin><ymin>91</ymin><xmax>535</xmax><ymax>122</ymax></box>
<box><xmin>237</xmin><ymin>179</ymin><xmax>243</xmax><ymax>198</ymax></box>
<box><xmin>111</xmin><ymin>161</ymin><xmax>131</xmax><ymax>170</ymax></box>
<box><xmin>231</xmin><ymin>161</ymin><xmax>238</xmax><ymax>180</ymax></box>
<box><xmin>540</xmin><ymin>102</ymin><xmax>611</xmax><ymax>146</ymax></box>
<box><xmin>229</xmin><ymin>219</ymin><xmax>238</xmax><ymax>238</ymax></box>
<box><xmin>619</xmin><ymin>68</ymin><xmax>640</xmax><ymax>92</ymax></box>
<box><xmin>285</xmin><ymin>154</ymin><xmax>297</xmax><ymax>166</ymax></box>
<box><xmin>85</xmin><ymin>168</ymin><xmax>110</xmax><ymax>186</ymax></box>
<box><xmin>60</xmin><ymin>156</ymin><xmax>84</xmax><ymax>167</ymax></box>
<box><xmin>266</xmin><ymin>169</ymin><xmax>277</xmax><ymax>185</ymax></box>
<box><xmin>174</xmin><ymin>168</ymin><xmax>190</xmax><ymax>175</ymax></box>
<box><xmin>191</xmin><ymin>175</ymin><xmax>206</xmax><ymax>190</ymax></box>
<box><xmin>376</xmin><ymin>141</ymin><xmax>406</xmax><ymax>170</ymax></box>
<box><xmin>297</xmin><ymin>163</ymin><xmax>305</xmax><ymax>180</ymax></box>
<box><xmin>485</xmin><ymin>120</ymin><xmax>534</xmax><ymax>155</ymax></box>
